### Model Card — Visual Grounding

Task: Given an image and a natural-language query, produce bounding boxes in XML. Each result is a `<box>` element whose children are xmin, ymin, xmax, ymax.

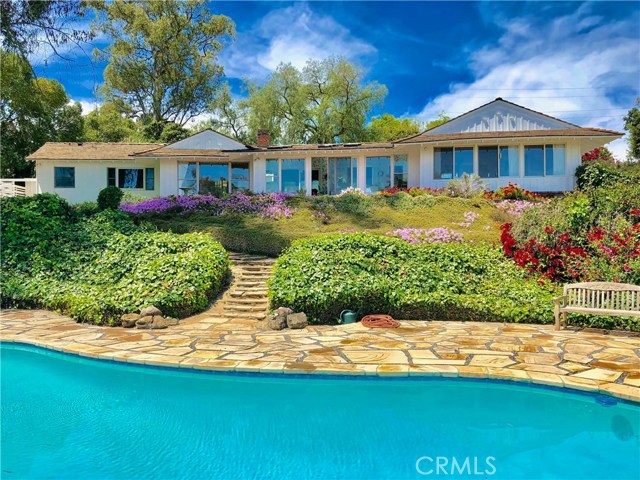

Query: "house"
<box><xmin>27</xmin><ymin>98</ymin><xmax>623</xmax><ymax>203</ymax></box>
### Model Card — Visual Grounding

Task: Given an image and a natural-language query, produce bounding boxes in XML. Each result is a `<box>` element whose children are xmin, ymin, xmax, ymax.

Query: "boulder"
<box><xmin>287</xmin><ymin>312</ymin><xmax>308</xmax><ymax>329</ymax></box>
<box><xmin>275</xmin><ymin>307</ymin><xmax>293</xmax><ymax>317</ymax></box>
<box><xmin>120</xmin><ymin>313</ymin><xmax>140</xmax><ymax>328</ymax></box>
<box><xmin>140</xmin><ymin>305</ymin><xmax>162</xmax><ymax>317</ymax></box>
<box><xmin>267</xmin><ymin>314</ymin><xmax>287</xmax><ymax>330</ymax></box>
<box><xmin>135</xmin><ymin>315</ymin><xmax>154</xmax><ymax>329</ymax></box>
<box><xmin>150</xmin><ymin>316</ymin><xmax>179</xmax><ymax>329</ymax></box>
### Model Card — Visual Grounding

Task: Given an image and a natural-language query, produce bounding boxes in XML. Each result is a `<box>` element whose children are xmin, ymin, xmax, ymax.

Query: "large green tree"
<box><xmin>366</xmin><ymin>114</ymin><xmax>423</xmax><ymax>141</ymax></box>
<box><xmin>213</xmin><ymin>57</ymin><xmax>387</xmax><ymax>145</ymax></box>
<box><xmin>83</xmin><ymin>102</ymin><xmax>140</xmax><ymax>142</ymax></box>
<box><xmin>1</xmin><ymin>53</ymin><xmax>84</xmax><ymax>178</ymax></box>
<box><xmin>92</xmin><ymin>0</ymin><xmax>234</xmax><ymax>126</ymax></box>
<box><xmin>0</xmin><ymin>0</ymin><xmax>92</xmax><ymax>62</ymax></box>
<box><xmin>623</xmin><ymin>99</ymin><xmax>640</xmax><ymax>161</ymax></box>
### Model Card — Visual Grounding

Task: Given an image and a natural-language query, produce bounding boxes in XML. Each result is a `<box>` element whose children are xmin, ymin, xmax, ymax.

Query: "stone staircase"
<box><xmin>204</xmin><ymin>253</ymin><xmax>276</xmax><ymax>321</ymax></box>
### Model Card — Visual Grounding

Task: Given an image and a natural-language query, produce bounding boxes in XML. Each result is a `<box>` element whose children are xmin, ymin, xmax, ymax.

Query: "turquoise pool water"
<box><xmin>1</xmin><ymin>343</ymin><xmax>639</xmax><ymax>479</ymax></box>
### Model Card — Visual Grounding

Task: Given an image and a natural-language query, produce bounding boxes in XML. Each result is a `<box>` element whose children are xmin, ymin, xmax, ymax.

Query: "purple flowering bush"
<box><xmin>389</xmin><ymin>227</ymin><xmax>464</xmax><ymax>244</ymax></box>
<box><xmin>121</xmin><ymin>192</ymin><xmax>293</xmax><ymax>219</ymax></box>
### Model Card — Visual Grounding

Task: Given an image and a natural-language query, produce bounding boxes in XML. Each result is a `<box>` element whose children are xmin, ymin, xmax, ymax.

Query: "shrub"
<box><xmin>268</xmin><ymin>234</ymin><xmax>557</xmax><ymax>325</ymax></box>
<box><xmin>1</xmin><ymin>195</ymin><xmax>229</xmax><ymax>324</ymax></box>
<box><xmin>447</xmin><ymin>173</ymin><xmax>487</xmax><ymax>198</ymax></box>
<box><xmin>575</xmin><ymin>161</ymin><xmax>624</xmax><ymax>190</ymax></box>
<box><xmin>97</xmin><ymin>186</ymin><xmax>124</xmax><ymax>211</ymax></box>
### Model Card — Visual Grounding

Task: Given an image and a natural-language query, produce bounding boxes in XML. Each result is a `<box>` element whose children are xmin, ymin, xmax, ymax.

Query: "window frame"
<box><xmin>54</xmin><ymin>167</ymin><xmax>75</xmax><ymax>188</ymax></box>
<box><xmin>145</xmin><ymin>168</ymin><xmax>155</xmax><ymax>191</ymax></box>
<box><xmin>524</xmin><ymin>144</ymin><xmax>566</xmax><ymax>177</ymax></box>
<box><xmin>118</xmin><ymin>168</ymin><xmax>144</xmax><ymax>189</ymax></box>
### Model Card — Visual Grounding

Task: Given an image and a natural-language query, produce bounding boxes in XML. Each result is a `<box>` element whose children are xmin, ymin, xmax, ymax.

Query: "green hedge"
<box><xmin>268</xmin><ymin>234</ymin><xmax>558</xmax><ymax>324</ymax></box>
<box><xmin>1</xmin><ymin>195</ymin><xmax>229</xmax><ymax>324</ymax></box>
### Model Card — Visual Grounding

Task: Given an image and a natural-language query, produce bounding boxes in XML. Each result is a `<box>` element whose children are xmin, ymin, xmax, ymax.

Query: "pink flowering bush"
<box><xmin>120</xmin><ymin>192</ymin><xmax>293</xmax><ymax>219</ymax></box>
<box><xmin>389</xmin><ymin>227</ymin><xmax>463</xmax><ymax>244</ymax></box>
<box><xmin>456</xmin><ymin>211</ymin><xmax>480</xmax><ymax>228</ymax></box>
<box><xmin>495</xmin><ymin>200</ymin><xmax>540</xmax><ymax>218</ymax></box>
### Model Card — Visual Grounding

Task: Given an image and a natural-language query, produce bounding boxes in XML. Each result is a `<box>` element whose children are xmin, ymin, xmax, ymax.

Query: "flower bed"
<box><xmin>121</xmin><ymin>192</ymin><xmax>293</xmax><ymax>218</ymax></box>
<box><xmin>388</xmin><ymin>227</ymin><xmax>463</xmax><ymax>244</ymax></box>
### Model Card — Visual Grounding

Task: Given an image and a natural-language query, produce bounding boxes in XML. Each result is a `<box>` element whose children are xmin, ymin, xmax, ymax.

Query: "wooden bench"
<box><xmin>553</xmin><ymin>282</ymin><xmax>640</xmax><ymax>330</ymax></box>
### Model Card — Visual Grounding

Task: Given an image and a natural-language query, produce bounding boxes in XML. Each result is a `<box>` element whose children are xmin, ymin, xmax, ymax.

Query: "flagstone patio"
<box><xmin>1</xmin><ymin>309</ymin><xmax>639</xmax><ymax>402</ymax></box>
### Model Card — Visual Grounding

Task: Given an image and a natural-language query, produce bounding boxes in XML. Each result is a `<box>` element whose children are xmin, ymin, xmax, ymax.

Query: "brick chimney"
<box><xmin>257</xmin><ymin>129</ymin><xmax>270</xmax><ymax>147</ymax></box>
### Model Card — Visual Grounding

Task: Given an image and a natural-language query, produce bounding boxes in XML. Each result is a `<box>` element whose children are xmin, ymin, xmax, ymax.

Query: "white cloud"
<box><xmin>416</xmin><ymin>5</ymin><xmax>639</xmax><ymax>160</ymax></box>
<box><xmin>68</xmin><ymin>98</ymin><xmax>100</xmax><ymax>115</ymax></box>
<box><xmin>221</xmin><ymin>3</ymin><xmax>377</xmax><ymax>80</ymax></box>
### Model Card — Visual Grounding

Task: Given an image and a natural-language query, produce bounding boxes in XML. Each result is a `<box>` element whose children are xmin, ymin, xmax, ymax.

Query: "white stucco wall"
<box><xmin>36</xmin><ymin>159</ymin><xmax>160</xmax><ymax>204</ymax></box>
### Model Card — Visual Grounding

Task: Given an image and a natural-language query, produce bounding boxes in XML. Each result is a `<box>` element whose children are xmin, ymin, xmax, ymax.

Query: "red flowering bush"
<box><xmin>500</xmin><ymin>221</ymin><xmax>640</xmax><ymax>284</ymax></box>
<box><xmin>485</xmin><ymin>183</ymin><xmax>542</xmax><ymax>202</ymax></box>
<box><xmin>581</xmin><ymin>146</ymin><xmax>614</xmax><ymax>163</ymax></box>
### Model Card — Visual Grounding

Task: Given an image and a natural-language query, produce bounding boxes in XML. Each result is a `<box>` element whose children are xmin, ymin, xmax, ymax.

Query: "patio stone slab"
<box><xmin>1</xmin><ymin>308</ymin><xmax>638</xmax><ymax>402</ymax></box>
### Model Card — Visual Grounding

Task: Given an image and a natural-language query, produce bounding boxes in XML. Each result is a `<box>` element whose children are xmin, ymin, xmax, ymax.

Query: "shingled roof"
<box><xmin>396</xmin><ymin>128</ymin><xmax>624</xmax><ymax>144</ymax></box>
<box><xmin>27</xmin><ymin>142</ymin><xmax>163</xmax><ymax>160</ymax></box>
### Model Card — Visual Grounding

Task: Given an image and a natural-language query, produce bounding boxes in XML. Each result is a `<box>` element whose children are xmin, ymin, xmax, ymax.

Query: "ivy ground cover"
<box><xmin>268</xmin><ymin>233</ymin><xmax>557</xmax><ymax>325</ymax></box>
<box><xmin>1</xmin><ymin>194</ymin><xmax>229</xmax><ymax>324</ymax></box>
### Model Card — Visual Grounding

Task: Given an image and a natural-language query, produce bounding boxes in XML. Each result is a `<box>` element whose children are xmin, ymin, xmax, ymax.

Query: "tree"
<box><xmin>1</xmin><ymin>52</ymin><xmax>84</xmax><ymax>177</ymax></box>
<box><xmin>214</xmin><ymin>57</ymin><xmax>387</xmax><ymax>144</ymax></box>
<box><xmin>0</xmin><ymin>0</ymin><xmax>92</xmax><ymax>62</ymax></box>
<box><xmin>84</xmin><ymin>102</ymin><xmax>140</xmax><ymax>142</ymax></box>
<box><xmin>205</xmin><ymin>82</ymin><xmax>250</xmax><ymax>143</ymax></box>
<box><xmin>425</xmin><ymin>112</ymin><xmax>451</xmax><ymax>130</ymax></box>
<box><xmin>140</xmin><ymin>121</ymin><xmax>190</xmax><ymax>143</ymax></box>
<box><xmin>92</xmin><ymin>0</ymin><xmax>235</xmax><ymax>126</ymax></box>
<box><xmin>623</xmin><ymin>99</ymin><xmax>640</xmax><ymax>161</ymax></box>
<box><xmin>367</xmin><ymin>114</ymin><xmax>423</xmax><ymax>141</ymax></box>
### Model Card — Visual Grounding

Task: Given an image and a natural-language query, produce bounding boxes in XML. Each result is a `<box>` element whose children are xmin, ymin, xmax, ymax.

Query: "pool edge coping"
<box><xmin>2</xmin><ymin>338</ymin><xmax>639</xmax><ymax>405</ymax></box>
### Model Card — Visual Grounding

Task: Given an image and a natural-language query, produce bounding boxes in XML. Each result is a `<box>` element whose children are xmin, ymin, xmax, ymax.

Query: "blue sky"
<box><xmin>32</xmin><ymin>1</ymin><xmax>640</xmax><ymax>157</ymax></box>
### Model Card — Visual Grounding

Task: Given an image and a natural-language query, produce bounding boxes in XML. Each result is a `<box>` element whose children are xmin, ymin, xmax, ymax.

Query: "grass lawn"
<box><xmin>145</xmin><ymin>196</ymin><xmax>512</xmax><ymax>256</ymax></box>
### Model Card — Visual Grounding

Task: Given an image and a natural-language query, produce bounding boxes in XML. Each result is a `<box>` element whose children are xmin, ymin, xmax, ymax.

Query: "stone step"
<box><xmin>229</xmin><ymin>290</ymin><xmax>269</xmax><ymax>298</ymax></box>
<box><xmin>225</xmin><ymin>305</ymin><xmax>268</xmax><ymax>313</ymax></box>
<box><xmin>226</xmin><ymin>297</ymin><xmax>268</xmax><ymax>304</ymax></box>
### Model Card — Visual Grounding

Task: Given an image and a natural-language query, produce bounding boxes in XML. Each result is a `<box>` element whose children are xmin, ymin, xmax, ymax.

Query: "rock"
<box><xmin>135</xmin><ymin>315</ymin><xmax>154</xmax><ymax>329</ymax></box>
<box><xmin>120</xmin><ymin>313</ymin><xmax>140</xmax><ymax>328</ymax></box>
<box><xmin>150</xmin><ymin>315</ymin><xmax>179</xmax><ymax>329</ymax></box>
<box><xmin>275</xmin><ymin>307</ymin><xmax>293</xmax><ymax>317</ymax></box>
<box><xmin>287</xmin><ymin>312</ymin><xmax>308</xmax><ymax>329</ymax></box>
<box><xmin>268</xmin><ymin>314</ymin><xmax>287</xmax><ymax>330</ymax></box>
<box><xmin>140</xmin><ymin>305</ymin><xmax>162</xmax><ymax>317</ymax></box>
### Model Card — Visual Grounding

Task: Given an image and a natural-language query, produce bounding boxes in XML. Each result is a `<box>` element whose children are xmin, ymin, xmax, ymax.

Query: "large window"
<box><xmin>199</xmin><ymin>164</ymin><xmax>228</xmax><ymax>195</ymax></box>
<box><xmin>454</xmin><ymin>148</ymin><xmax>473</xmax><ymax>178</ymax></box>
<box><xmin>434</xmin><ymin>147</ymin><xmax>472</xmax><ymax>179</ymax></box>
<box><xmin>499</xmin><ymin>146</ymin><xmax>519</xmax><ymax>177</ymax></box>
<box><xmin>178</xmin><ymin>163</ymin><xmax>197</xmax><ymax>194</ymax></box>
<box><xmin>145</xmin><ymin>168</ymin><xmax>155</xmax><ymax>191</ymax></box>
<box><xmin>366</xmin><ymin>156</ymin><xmax>391</xmax><ymax>193</ymax></box>
<box><xmin>525</xmin><ymin>145</ymin><xmax>564</xmax><ymax>176</ymax></box>
<box><xmin>118</xmin><ymin>169</ymin><xmax>143</xmax><ymax>189</ymax></box>
<box><xmin>231</xmin><ymin>163</ymin><xmax>250</xmax><ymax>192</ymax></box>
<box><xmin>478</xmin><ymin>147</ymin><xmax>499</xmax><ymax>178</ymax></box>
<box><xmin>266</xmin><ymin>159</ymin><xmax>279</xmax><ymax>193</ymax></box>
<box><xmin>328</xmin><ymin>157</ymin><xmax>357</xmax><ymax>194</ymax></box>
<box><xmin>281</xmin><ymin>159</ymin><xmax>305</xmax><ymax>193</ymax></box>
<box><xmin>393</xmin><ymin>154</ymin><xmax>409</xmax><ymax>188</ymax></box>
<box><xmin>54</xmin><ymin>167</ymin><xmax>75</xmax><ymax>188</ymax></box>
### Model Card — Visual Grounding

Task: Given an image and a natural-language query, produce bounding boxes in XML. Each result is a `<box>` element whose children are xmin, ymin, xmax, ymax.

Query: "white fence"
<box><xmin>0</xmin><ymin>179</ymin><xmax>38</xmax><ymax>198</ymax></box>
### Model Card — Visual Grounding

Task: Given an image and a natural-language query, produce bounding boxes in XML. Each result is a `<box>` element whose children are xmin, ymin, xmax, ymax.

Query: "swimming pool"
<box><xmin>1</xmin><ymin>343</ymin><xmax>638</xmax><ymax>479</ymax></box>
